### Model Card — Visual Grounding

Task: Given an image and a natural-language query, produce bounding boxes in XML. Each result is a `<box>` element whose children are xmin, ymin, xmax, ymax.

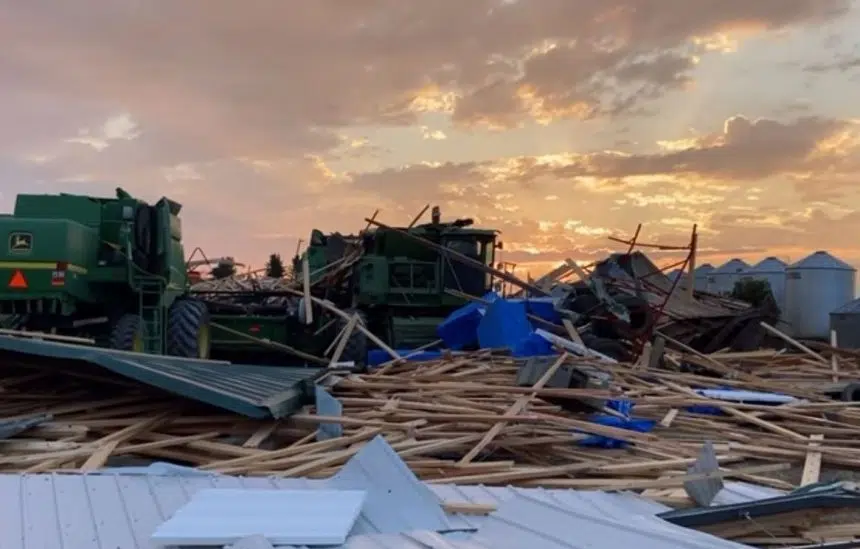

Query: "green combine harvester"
<box><xmin>294</xmin><ymin>206</ymin><xmax>500</xmax><ymax>349</ymax></box>
<box><xmin>0</xmin><ymin>190</ymin><xmax>501</xmax><ymax>366</ymax></box>
<box><xmin>0</xmin><ymin>188</ymin><xmax>211</xmax><ymax>357</ymax></box>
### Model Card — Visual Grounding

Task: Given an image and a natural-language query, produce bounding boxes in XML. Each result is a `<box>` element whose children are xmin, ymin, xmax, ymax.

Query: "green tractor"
<box><xmin>0</xmin><ymin>188</ymin><xmax>211</xmax><ymax>358</ymax></box>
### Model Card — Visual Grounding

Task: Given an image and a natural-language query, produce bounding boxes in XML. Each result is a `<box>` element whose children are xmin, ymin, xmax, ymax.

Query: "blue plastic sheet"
<box><xmin>436</xmin><ymin>292</ymin><xmax>500</xmax><ymax>349</ymax></box>
<box><xmin>477</xmin><ymin>298</ymin><xmax>533</xmax><ymax>350</ymax></box>
<box><xmin>507</xmin><ymin>297</ymin><xmax>562</xmax><ymax>325</ymax></box>
<box><xmin>511</xmin><ymin>331</ymin><xmax>554</xmax><ymax>357</ymax></box>
<box><xmin>577</xmin><ymin>414</ymin><xmax>657</xmax><ymax>449</ymax></box>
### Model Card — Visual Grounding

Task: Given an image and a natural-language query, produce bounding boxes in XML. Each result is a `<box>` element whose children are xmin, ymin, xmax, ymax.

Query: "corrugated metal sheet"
<box><xmin>0</xmin><ymin>473</ymin><xmax>753</xmax><ymax>549</ymax></box>
<box><xmin>832</xmin><ymin>297</ymin><xmax>860</xmax><ymax>314</ymax></box>
<box><xmin>711</xmin><ymin>482</ymin><xmax>785</xmax><ymax>507</ymax></box>
<box><xmin>151</xmin><ymin>488</ymin><xmax>366</xmax><ymax>545</ymax></box>
<box><xmin>0</xmin><ymin>436</ymin><xmax>757</xmax><ymax>549</ymax></box>
<box><xmin>0</xmin><ymin>335</ymin><xmax>322</xmax><ymax>418</ymax></box>
<box><xmin>609</xmin><ymin>253</ymin><xmax>740</xmax><ymax>320</ymax></box>
<box><xmin>314</xmin><ymin>385</ymin><xmax>343</xmax><ymax>440</ymax></box>
<box><xmin>467</xmin><ymin>490</ymin><xmax>751</xmax><ymax>549</ymax></box>
<box><xmin>330</xmin><ymin>436</ymin><xmax>454</xmax><ymax>534</ymax></box>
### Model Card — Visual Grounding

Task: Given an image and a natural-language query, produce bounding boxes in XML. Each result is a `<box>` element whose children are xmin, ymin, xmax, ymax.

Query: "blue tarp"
<box><xmin>436</xmin><ymin>292</ymin><xmax>499</xmax><ymax>349</ymax></box>
<box><xmin>477</xmin><ymin>299</ymin><xmax>533</xmax><ymax>350</ymax></box>
<box><xmin>437</xmin><ymin>294</ymin><xmax>563</xmax><ymax>356</ymax></box>
<box><xmin>578</xmin><ymin>414</ymin><xmax>657</xmax><ymax>449</ymax></box>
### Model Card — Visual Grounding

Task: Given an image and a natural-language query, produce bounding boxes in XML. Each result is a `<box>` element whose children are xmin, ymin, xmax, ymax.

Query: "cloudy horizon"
<box><xmin>2</xmin><ymin>1</ymin><xmax>860</xmax><ymax>277</ymax></box>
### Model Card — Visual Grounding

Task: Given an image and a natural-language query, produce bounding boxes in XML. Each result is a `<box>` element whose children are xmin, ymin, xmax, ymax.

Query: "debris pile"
<box><xmin>0</xmin><ymin>344</ymin><xmax>857</xmax><ymax>484</ymax></box>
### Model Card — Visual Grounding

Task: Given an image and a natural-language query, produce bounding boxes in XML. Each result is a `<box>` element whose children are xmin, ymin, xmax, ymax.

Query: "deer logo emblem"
<box><xmin>8</xmin><ymin>232</ymin><xmax>33</xmax><ymax>253</ymax></box>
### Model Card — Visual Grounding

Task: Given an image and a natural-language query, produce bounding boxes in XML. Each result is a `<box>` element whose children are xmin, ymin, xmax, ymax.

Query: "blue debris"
<box><xmin>508</xmin><ymin>297</ymin><xmax>562</xmax><ymax>325</ymax></box>
<box><xmin>477</xmin><ymin>298</ymin><xmax>533</xmax><ymax>350</ymax></box>
<box><xmin>511</xmin><ymin>331</ymin><xmax>554</xmax><ymax>357</ymax></box>
<box><xmin>436</xmin><ymin>292</ymin><xmax>499</xmax><ymax>349</ymax></box>
<box><xmin>605</xmin><ymin>399</ymin><xmax>634</xmax><ymax>417</ymax></box>
<box><xmin>578</xmin><ymin>415</ymin><xmax>657</xmax><ymax>449</ymax></box>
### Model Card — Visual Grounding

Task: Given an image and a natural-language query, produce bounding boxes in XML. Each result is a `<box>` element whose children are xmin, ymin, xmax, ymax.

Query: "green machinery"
<box><xmin>294</xmin><ymin>206</ymin><xmax>500</xmax><ymax>350</ymax></box>
<box><xmin>0</xmin><ymin>188</ymin><xmax>211</xmax><ymax>357</ymax></box>
<box><xmin>203</xmin><ymin>206</ymin><xmax>501</xmax><ymax>364</ymax></box>
<box><xmin>0</xmin><ymin>189</ymin><xmax>500</xmax><ymax>366</ymax></box>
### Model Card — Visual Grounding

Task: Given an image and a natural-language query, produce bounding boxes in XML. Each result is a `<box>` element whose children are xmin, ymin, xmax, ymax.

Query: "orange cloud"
<box><xmin>0</xmin><ymin>0</ymin><xmax>857</xmax><ymax>274</ymax></box>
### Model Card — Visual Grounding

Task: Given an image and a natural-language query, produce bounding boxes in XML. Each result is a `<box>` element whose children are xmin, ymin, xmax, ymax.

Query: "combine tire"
<box><xmin>109</xmin><ymin>313</ymin><xmax>146</xmax><ymax>353</ymax></box>
<box><xmin>166</xmin><ymin>299</ymin><xmax>212</xmax><ymax>359</ymax></box>
<box><xmin>583</xmin><ymin>336</ymin><xmax>629</xmax><ymax>362</ymax></box>
<box><xmin>335</xmin><ymin>309</ymin><xmax>368</xmax><ymax>366</ymax></box>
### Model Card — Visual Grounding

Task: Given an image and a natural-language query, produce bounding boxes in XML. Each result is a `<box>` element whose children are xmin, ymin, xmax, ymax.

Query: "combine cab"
<box><xmin>292</xmin><ymin>206</ymin><xmax>500</xmax><ymax>349</ymax></box>
<box><xmin>0</xmin><ymin>188</ymin><xmax>211</xmax><ymax>358</ymax></box>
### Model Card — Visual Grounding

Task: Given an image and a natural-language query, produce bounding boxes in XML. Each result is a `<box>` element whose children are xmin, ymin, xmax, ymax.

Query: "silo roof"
<box><xmin>693</xmin><ymin>263</ymin><xmax>714</xmax><ymax>275</ymax></box>
<box><xmin>713</xmin><ymin>258</ymin><xmax>750</xmax><ymax>274</ymax></box>
<box><xmin>749</xmin><ymin>256</ymin><xmax>787</xmax><ymax>273</ymax></box>
<box><xmin>787</xmin><ymin>250</ymin><xmax>855</xmax><ymax>272</ymax></box>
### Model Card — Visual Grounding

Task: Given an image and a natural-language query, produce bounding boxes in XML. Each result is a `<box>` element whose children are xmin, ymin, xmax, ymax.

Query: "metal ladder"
<box><xmin>136</xmin><ymin>277</ymin><xmax>166</xmax><ymax>354</ymax></box>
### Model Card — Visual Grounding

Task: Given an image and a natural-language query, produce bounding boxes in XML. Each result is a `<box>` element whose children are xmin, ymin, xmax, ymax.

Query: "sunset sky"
<box><xmin>2</xmin><ymin>1</ymin><xmax>860</xmax><ymax>277</ymax></box>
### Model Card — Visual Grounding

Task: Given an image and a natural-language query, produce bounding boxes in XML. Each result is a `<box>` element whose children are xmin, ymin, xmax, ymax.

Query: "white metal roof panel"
<box><xmin>0</xmin><ymin>472</ymin><xmax>755</xmax><ymax>549</ymax></box>
<box><xmin>150</xmin><ymin>488</ymin><xmax>366</xmax><ymax>546</ymax></box>
<box><xmin>470</xmin><ymin>490</ymin><xmax>752</xmax><ymax>549</ymax></box>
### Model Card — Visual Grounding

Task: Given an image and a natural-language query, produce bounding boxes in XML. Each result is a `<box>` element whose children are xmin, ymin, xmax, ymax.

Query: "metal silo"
<box><xmin>711</xmin><ymin>258</ymin><xmax>750</xmax><ymax>295</ymax></box>
<box><xmin>784</xmin><ymin>251</ymin><xmax>856</xmax><ymax>339</ymax></box>
<box><xmin>830</xmin><ymin>298</ymin><xmax>860</xmax><ymax>349</ymax></box>
<box><xmin>747</xmin><ymin>257</ymin><xmax>787</xmax><ymax>314</ymax></box>
<box><xmin>693</xmin><ymin>263</ymin><xmax>715</xmax><ymax>292</ymax></box>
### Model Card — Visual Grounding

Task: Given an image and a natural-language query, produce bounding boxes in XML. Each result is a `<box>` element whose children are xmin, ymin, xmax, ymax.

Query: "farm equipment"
<box><xmin>0</xmin><ymin>188</ymin><xmax>500</xmax><ymax>368</ymax></box>
<box><xmin>297</xmin><ymin>206</ymin><xmax>500</xmax><ymax>348</ymax></box>
<box><xmin>198</xmin><ymin>206</ymin><xmax>502</xmax><ymax>364</ymax></box>
<box><xmin>0</xmin><ymin>188</ymin><xmax>211</xmax><ymax>357</ymax></box>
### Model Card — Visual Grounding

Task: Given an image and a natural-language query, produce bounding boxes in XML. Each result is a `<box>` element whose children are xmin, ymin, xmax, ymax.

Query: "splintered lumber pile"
<box><xmin>191</xmin><ymin>276</ymin><xmax>295</xmax><ymax>306</ymax></box>
<box><xmin>2</xmin><ymin>343</ymin><xmax>860</xmax><ymax>501</ymax></box>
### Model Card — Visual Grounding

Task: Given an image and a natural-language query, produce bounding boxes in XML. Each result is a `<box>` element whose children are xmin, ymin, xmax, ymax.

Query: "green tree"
<box><xmin>731</xmin><ymin>278</ymin><xmax>777</xmax><ymax>311</ymax></box>
<box><xmin>210</xmin><ymin>260</ymin><xmax>237</xmax><ymax>279</ymax></box>
<box><xmin>265</xmin><ymin>253</ymin><xmax>286</xmax><ymax>278</ymax></box>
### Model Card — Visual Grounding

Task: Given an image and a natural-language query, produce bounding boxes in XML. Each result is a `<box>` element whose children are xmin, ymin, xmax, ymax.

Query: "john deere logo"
<box><xmin>8</xmin><ymin>232</ymin><xmax>33</xmax><ymax>254</ymax></box>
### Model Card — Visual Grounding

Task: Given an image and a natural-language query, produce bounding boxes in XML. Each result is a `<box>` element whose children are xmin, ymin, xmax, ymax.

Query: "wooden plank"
<box><xmin>458</xmin><ymin>353</ymin><xmax>569</xmax><ymax>465</ymax></box>
<box><xmin>800</xmin><ymin>434</ymin><xmax>824</xmax><ymax>486</ymax></box>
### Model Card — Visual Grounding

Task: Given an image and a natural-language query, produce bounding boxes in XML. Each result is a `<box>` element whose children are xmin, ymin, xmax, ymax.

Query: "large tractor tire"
<box><xmin>335</xmin><ymin>309</ymin><xmax>368</xmax><ymax>366</ymax></box>
<box><xmin>109</xmin><ymin>313</ymin><xmax>147</xmax><ymax>353</ymax></box>
<box><xmin>166</xmin><ymin>299</ymin><xmax>212</xmax><ymax>359</ymax></box>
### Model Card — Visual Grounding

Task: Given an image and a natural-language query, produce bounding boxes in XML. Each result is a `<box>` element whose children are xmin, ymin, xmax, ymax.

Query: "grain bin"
<box><xmin>830</xmin><ymin>298</ymin><xmax>860</xmax><ymax>349</ymax></box>
<box><xmin>711</xmin><ymin>258</ymin><xmax>750</xmax><ymax>295</ymax></box>
<box><xmin>693</xmin><ymin>264</ymin><xmax>715</xmax><ymax>292</ymax></box>
<box><xmin>747</xmin><ymin>257</ymin><xmax>787</xmax><ymax>314</ymax></box>
<box><xmin>784</xmin><ymin>251</ymin><xmax>856</xmax><ymax>340</ymax></box>
<box><xmin>667</xmin><ymin>268</ymin><xmax>691</xmax><ymax>287</ymax></box>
